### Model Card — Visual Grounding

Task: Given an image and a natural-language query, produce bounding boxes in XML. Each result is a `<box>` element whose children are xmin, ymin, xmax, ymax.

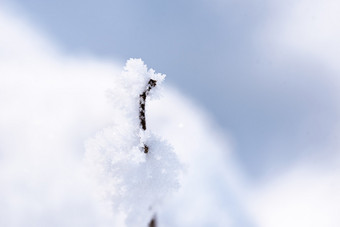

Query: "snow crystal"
<box><xmin>85</xmin><ymin>59</ymin><xmax>181</xmax><ymax>227</ymax></box>
<box><xmin>120</xmin><ymin>58</ymin><xmax>165</xmax><ymax>98</ymax></box>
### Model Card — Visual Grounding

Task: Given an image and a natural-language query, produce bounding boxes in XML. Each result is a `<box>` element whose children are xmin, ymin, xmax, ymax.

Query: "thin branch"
<box><xmin>148</xmin><ymin>216</ymin><xmax>157</xmax><ymax>227</ymax></box>
<box><xmin>139</xmin><ymin>79</ymin><xmax>157</xmax><ymax>154</ymax></box>
<box><xmin>139</xmin><ymin>79</ymin><xmax>158</xmax><ymax>226</ymax></box>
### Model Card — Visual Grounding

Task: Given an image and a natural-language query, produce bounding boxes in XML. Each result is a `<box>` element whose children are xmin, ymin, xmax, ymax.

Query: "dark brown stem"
<box><xmin>139</xmin><ymin>79</ymin><xmax>157</xmax><ymax>154</ymax></box>
<box><xmin>139</xmin><ymin>79</ymin><xmax>158</xmax><ymax>226</ymax></box>
<box><xmin>148</xmin><ymin>217</ymin><xmax>157</xmax><ymax>227</ymax></box>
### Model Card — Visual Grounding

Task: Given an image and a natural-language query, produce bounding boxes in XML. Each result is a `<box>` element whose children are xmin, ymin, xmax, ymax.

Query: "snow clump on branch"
<box><xmin>85</xmin><ymin>58</ymin><xmax>181</xmax><ymax>227</ymax></box>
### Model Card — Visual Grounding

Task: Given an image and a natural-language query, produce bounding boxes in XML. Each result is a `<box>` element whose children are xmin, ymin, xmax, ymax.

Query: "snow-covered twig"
<box><xmin>139</xmin><ymin>79</ymin><xmax>157</xmax><ymax>154</ymax></box>
<box><xmin>138</xmin><ymin>79</ymin><xmax>158</xmax><ymax>225</ymax></box>
<box><xmin>85</xmin><ymin>59</ymin><xmax>181</xmax><ymax>227</ymax></box>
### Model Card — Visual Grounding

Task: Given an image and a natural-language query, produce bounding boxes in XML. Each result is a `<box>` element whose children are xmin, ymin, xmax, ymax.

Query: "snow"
<box><xmin>2</xmin><ymin>2</ymin><xmax>340</xmax><ymax>227</ymax></box>
<box><xmin>85</xmin><ymin>59</ymin><xmax>181</xmax><ymax>227</ymax></box>
<box><xmin>0</xmin><ymin>6</ymin><xmax>243</xmax><ymax>226</ymax></box>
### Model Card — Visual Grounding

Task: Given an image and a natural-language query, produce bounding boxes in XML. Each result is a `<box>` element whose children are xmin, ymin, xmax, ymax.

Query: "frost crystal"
<box><xmin>85</xmin><ymin>58</ymin><xmax>181</xmax><ymax>227</ymax></box>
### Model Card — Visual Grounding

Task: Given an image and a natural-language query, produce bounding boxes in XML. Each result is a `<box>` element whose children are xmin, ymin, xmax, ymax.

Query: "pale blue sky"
<box><xmin>9</xmin><ymin>0</ymin><xmax>340</xmax><ymax>180</ymax></box>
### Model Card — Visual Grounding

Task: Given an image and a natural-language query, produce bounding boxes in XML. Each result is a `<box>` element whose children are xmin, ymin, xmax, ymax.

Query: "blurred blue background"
<box><xmin>8</xmin><ymin>0</ymin><xmax>340</xmax><ymax>180</ymax></box>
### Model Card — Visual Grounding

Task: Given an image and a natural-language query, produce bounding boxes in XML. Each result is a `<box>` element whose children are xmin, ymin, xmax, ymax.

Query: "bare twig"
<box><xmin>139</xmin><ymin>79</ymin><xmax>157</xmax><ymax>154</ymax></box>
<box><xmin>139</xmin><ymin>79</ymin><xmax>158</xmax><ymax>226</ymax></box>
<box><xmin>139</xmin><ymin>79</ymin><xmax>158</xmax><ymax>227</ymax></box>
<box><xmin>148</xmin><ymin>216</ymin><xmax>157</xmax><ymax>227</ymax></box>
